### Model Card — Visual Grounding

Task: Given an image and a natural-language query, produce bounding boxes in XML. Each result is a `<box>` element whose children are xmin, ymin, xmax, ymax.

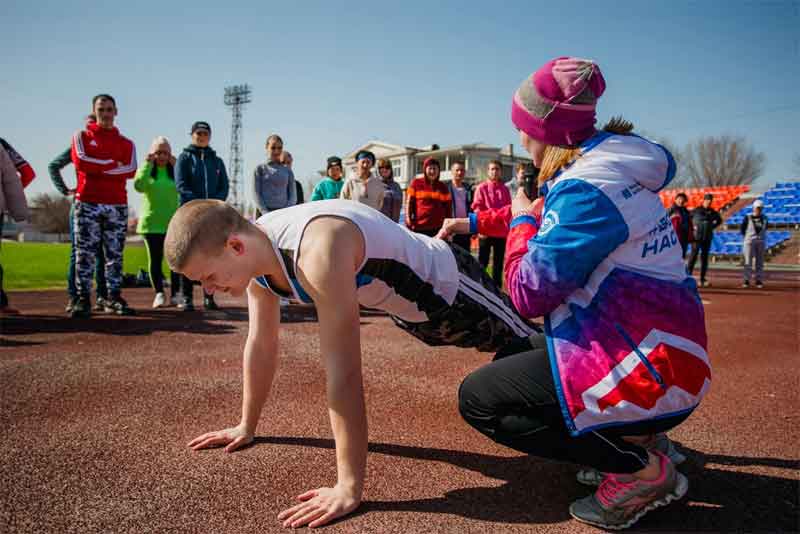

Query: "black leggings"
<box><xmin>687</xmin><ymin>239</ymin><xmax>712</xmax><ymax>281</ymax></box>
<box><xmin>478</xmin><ymin>236</ymin><xmax>506</xmax><ymax>287</ymax></box>
<box><xmin>459</xmin><ymin>334</ymin><xmax>691</xmax><ymax>474</ymax></box>
<box><xmin>143</xmin><ymin>233</ymin><xmax>179</xmax><ymax>295</ymax></box>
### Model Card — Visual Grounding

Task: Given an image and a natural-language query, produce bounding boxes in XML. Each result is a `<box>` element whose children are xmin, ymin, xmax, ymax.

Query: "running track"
<box><xmin>2</xmin><ymin>270</ymin><xmax>798</xmax><ymax>533</ymax></box>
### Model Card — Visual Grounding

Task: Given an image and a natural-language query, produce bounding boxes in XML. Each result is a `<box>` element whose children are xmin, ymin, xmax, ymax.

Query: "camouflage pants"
<box><xmin>74</xmin><ymin>201</ymin><xmax>127</xmax><ymax>297</ymax></box>
<box><xmin>392</xmin><ymin>243</ymin><xmax>540</xmax><ymax>353</ymax></box>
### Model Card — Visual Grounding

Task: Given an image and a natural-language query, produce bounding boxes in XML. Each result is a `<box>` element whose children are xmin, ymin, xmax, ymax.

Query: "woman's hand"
<box><xmin>435</xmin><ymin>218</ymin><xmax>470</xmax><ymax>241</ymax></box>
<box><xmin>277</xmin><ymin>484</ymin><xmax>361</xmax><ymax>529</ymax></box>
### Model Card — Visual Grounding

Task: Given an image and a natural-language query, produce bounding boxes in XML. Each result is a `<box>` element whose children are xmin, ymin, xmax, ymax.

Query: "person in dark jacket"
<box><xmin>174</xmin><ymin>121</ymin><xmax>229</xmax><ymax>311</ymax></box>
<box><xmin>667</xmin><ymin>192</ymin><xmax>693</xmax><ymax>258</ymax></box>
<box><xmin>448</xmin><ymin>161</ymin><xmax>473</xmax><ymax>251</ymax></box>
<box><xmin>687</xmin><ymin>192</ymin><xmax>722</xmax><ymax>287</ymax></box>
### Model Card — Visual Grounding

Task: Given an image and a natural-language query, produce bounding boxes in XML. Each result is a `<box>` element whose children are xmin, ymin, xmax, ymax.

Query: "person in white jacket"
<box><xmin>0</xmin><ymin>143</ymin><xmax>31</xmax><ymax>314</ymax></box>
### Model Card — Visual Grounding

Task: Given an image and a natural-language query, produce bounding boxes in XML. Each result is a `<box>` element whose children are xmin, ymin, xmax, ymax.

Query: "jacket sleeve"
<box><xmin>104</xmin><ymin>139</ymin><xmax>137</xmax><ymax>179</ymax></box>
<box><xmin>48</xmin><ymin>147</ymin><xmax>73</xmax><ymax>196</ymax></box>
<box><xmin>310</xmin><ymin>181</ymin><xmax>324</xmax><ymax>201</ymax></box>
<box><xmin>712</xmin><ymin>210</ymin><xmax>722</xmax><ymax>229</ymax></box>
<box><xmin>0</xmin><ymin>145</ymin><xmax>29</xmax><ymax>221</ymax></box>
<box><xmin>740</xmin><ymin>216</ymin><xmax>748</xmax><ymax>235</ymax></box>
<box><xmin>471</xmin><ymin>205</ymin><xmax>512</xmax><ymax>238</ymax></box>
<box><xmin>133</xmin><ymin>161</ymin><xmax>154</xmax><ymax>193</ymax></box>
<box><xmin>174</xmin><ymin>153</ymin><xmax>195</xmax><ymax>204</ymax></box>
<box><xmin>71</xmin><ymin>131</ymin><xmax>117</xmax><ymax>176</ymax></box>
<box><xmin>504</xmin><ymin>179</ymin><xmax>629</xmax><ymax>319</ymax></box>
<box><xmin>471</xmin><ymin>183</ymin><xmax>485</xmax><ymax>212</ymax></box>
<box><xmin>405</xmin><ymin>181</ymin><xmax>417</xmax><ymax>226</ymax></box>
<box><xmin>340</xmin><ymin>179</ymin><xmax>352</xmax><ymax>200</ymax></box>
<box><xmin>287</xmin><ymin>169</ymin><xmax>297</xmax><ymax>206</ymax></box>
<box><xmin>0</xmin><ymin>139</ymin><xmax>36</xmax><ymax>188</ymax></box>
<box><xmin>392</xmin><ymin>184</ymin><xmax>402</xmax><ymax>222</ymax></box>
<box><xmin>215</xmin><ymin>158</ymin><xmax>229</xmax><ymax>201</ymax></box>
<box><xmin>253</xmin><ymin>166</ymin><xmax>268</xmax><ymax>212</ymax></box>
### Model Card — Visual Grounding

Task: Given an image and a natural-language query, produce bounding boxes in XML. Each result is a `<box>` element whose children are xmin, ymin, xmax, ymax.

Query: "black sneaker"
<box><xmin>65</xmin><ymin>297</ymin><xmax>77</xmax><ymax>313</ymax></box>
<box><xmin>94</xmin><ymin>296</ymin><xmax>110</xmax><ymax>312</ymax></box>
<box><xmin>177</xmin><ymin>300</ymin><xmax>195</xmax><ymax>312</ymax></box>
<box><xmin>69</xmin><ymin>296</ymin><xmax>91</xmax><ymax>318</ymax></box>
<box><xmin>203</xmin><ymin>296</ymin><xmax>220</xmax><ymax>311</ymax></box>
<box><xmin>104</xmin><ymin>295</ymin><xmax>135</xmax><ymax>316</ymax></box>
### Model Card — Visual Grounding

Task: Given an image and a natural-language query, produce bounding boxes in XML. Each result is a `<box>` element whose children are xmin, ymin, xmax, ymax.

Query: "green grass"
<box><xmin>1</xmin><ymin>241</ymin><xmax>169</xmax><ymax>291</ymax></box>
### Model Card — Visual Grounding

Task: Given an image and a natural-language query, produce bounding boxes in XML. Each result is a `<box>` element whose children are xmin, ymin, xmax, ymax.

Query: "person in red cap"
<box><xmin>405</xmin><ymin>157</ymin><xmax>451</xmax><ymax>236</ymax></box>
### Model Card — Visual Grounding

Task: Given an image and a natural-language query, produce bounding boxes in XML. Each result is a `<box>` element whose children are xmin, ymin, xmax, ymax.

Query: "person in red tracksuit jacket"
<box><xmin>69</xmin><ymin>93</ymin><xmax>137</xmax><ymax>318</ymax></box>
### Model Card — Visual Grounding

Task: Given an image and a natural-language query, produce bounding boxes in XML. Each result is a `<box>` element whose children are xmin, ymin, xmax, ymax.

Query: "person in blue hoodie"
<box><xmin>175</xmin><ymin>121</ymin><xmax>229</xmax><ymax>311</ymax></box>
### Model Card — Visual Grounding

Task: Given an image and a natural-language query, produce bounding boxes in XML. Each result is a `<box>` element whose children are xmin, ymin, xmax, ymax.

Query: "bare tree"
<box><xmin>29</xmin><ymin>193</ymin><xmax>71</xmax><ymax>238</ymax></box>
<box><xmin>682</xmin><ymin>135</ymin><xmax>765</xmax><ymax>187</ymax></box>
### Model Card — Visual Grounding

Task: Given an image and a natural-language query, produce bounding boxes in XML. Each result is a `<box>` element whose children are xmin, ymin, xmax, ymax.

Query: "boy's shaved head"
<box><xmin>165</xmin><ymin>200</ymin><xmax>252</xmax><ymax>272</ymax></box>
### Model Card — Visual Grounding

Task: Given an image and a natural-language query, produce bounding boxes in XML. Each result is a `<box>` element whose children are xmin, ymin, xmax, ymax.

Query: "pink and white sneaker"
<box><xmin>569</xmin><ymin>451</ymin><xmax>688</xmax><ymax>530</ymax></box>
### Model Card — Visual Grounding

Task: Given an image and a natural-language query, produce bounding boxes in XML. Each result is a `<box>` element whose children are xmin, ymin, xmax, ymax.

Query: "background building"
<box><xmin>338</xmin><ymin>140</ymin><xmax>532</xmax><ymax>189</ymax></box>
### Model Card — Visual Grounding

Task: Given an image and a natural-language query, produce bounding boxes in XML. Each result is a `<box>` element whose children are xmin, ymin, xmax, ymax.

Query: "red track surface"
<box><xmin>2</xmin><ymin>271</ymin><xmax>799</xmax><ymax>533</ymax></box>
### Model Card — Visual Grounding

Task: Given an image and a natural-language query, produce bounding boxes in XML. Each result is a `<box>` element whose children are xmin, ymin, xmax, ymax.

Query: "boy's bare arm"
<box><xmin>188</xmin><ymin>281</ymin><xmax>280</xmax><ymax>452</ymax></box>
<box><xmin>278</xmin><ymin>218</ymin><xmax>367</xmax><ymax>529</ymax></box>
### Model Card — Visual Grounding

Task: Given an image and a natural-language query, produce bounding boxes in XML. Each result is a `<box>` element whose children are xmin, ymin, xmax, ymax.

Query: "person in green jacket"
<box><xmin>310</xmin><ymin>156</ymin><xmax>345</xmax><ymax>201</ymax></box>
<box><xmin>134</xmin><ymin>136</ymin><xmax>180</xmax><ymax>308</ymax></box>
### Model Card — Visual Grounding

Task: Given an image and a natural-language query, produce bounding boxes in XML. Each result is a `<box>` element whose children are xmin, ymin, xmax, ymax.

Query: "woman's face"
<box><xmin>519</xmin><ymin>130</ymin><xmax>546</xmax><ymax>166</ymax></box>
<box><xmin>154</xmin><ymin>143</ymin><xmax>171</xmax><ymax>166</ymax></box>
<box><xmin>267</xmin><ymin>139</ymin><xmax>283</xmax><ymax>162</ymax></box>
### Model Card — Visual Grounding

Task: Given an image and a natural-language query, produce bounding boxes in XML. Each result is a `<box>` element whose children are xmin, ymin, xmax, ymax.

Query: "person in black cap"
<box><xmin>687</xmin><ymin>192</ymin><xmax>722</xmax><ymax>287</ymax></box>
<box><xmin>310</xmin><ymin>156</ymin><xmax>345</xmax><ymax>201</ymax></box>
<box><xmin>174</xmin><ymin>121</ymin><xmax>229</xmax><ymax>310</ymax></box>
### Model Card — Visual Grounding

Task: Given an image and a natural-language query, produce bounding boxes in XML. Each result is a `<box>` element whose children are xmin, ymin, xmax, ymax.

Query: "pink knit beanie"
<box><xmin>511</xmin><ymin>57</ymin><xmax>606</xmax><ymax>147</ymax></box>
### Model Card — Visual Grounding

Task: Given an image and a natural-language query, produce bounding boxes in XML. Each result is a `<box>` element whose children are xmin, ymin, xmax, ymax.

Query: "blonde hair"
<box><xmin>149</xmin><ymin>136</ymin><xmax>172</xmax><ymax>156</ymax></box>
<box><xmin>537</xmin><ymin>116</ymin><xmax>635</xmax><ymax>184</ymax></box>
<box><xmin>165</xmin><ymin>200</ymin><xmax>253</xmax><ymax>271</ymax></box>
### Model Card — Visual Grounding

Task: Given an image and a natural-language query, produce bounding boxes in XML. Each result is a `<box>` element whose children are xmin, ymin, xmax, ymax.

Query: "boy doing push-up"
<box><xmin>165</xmin><ymin>198</ymin><xmax>536</xmax><ymax>528</ymax></box>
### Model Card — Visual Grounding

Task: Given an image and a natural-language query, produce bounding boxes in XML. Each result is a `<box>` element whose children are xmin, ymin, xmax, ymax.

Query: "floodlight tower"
<box><xmin>224</xmin><ymin>84</ymin><xmax>252</xmax><ymax>212</ymax></box>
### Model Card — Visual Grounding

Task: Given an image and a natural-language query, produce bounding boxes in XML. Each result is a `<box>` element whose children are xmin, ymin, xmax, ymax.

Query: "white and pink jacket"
<box><xmin>503</xmin><ymin>132</ymin><xmax>711</xmax><ymax>436</ymax></box>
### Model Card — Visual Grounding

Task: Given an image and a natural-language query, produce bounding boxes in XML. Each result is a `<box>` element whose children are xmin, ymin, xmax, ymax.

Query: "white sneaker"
<box><xmin>152</xmin><ymin>292</ymin><xmax>167</xmax><ymax>308</ymax></box>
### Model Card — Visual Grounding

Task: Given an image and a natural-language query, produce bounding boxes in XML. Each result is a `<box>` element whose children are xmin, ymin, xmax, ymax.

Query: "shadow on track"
<box><xmin>253</xmin><ymin>436</ymin><xmax>799</xmax><ymax>531</ymax></box>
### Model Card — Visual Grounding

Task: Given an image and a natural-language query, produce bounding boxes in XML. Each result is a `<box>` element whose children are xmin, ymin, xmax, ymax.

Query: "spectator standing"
<box><xmin>340</xmin><ymin>150</ymin><xmax>385</xmax><ymax>211</ymax></box>
<box><xmin>507</xmin><ymin>162</ymin><xmax>527</xmax><ymax>197</ymax></box>
<box><xmin>447</xmin><ymin>161</ymin><xmax>473</xmax><ymax>251</ymax></box>
<box><xmin>472</xmin><ymin>160</ymin><xmax>512</xmax><ymax>286</ymax></box>
<box><xmin>406</xmin><ymin>157</ymin><xmax>451</xmax><ymax>237</ymax></box>
<box><xmin>280</xmin><ymin>151</ymin><xmax>304</xmax><ymax>204</ymax></box>
<box><xmin>134</xmin><ymin>136</ymin><xmax>180</xmax><ymax>308</ymax></box>
<box><xmin>253</xmin><ymin>135</ymin><xmax>296</xmax><ymax>216</ymax></box>
<box><xmin>0</xmin><ymin>142</ymin><xmax>31</xmax><ymax>315</ymax></box>
<box><xmin>310</xmin><ymin>156</ymin><xmax>345</xmax><ymax>201</ymax></box>
<box><xmin>69</xmin><ymin>94</ymin><xmax>137</xmax><ymax>318</ymax></box>
<box><xmin>175</xmin><ymin>120</ymin><xmax>229</xmax><ymax>311</ymax></box>
<box><xmin>741</xmin><ymin>199</ymin><xmax>768</xmax><ymax>288</ymax></box>
<box><xmin>376</xmin><ymin>158</ymin><xmax>402</xmax><ymax>222</ymax></box>
<box><xmin>49</xmin><ymin>117</ymin><xmax>109</xmax><ymax>313</ymax></box>
<box><xmin>667</xmin><ymin>192</ymin><xmax>693</xmax><ymax>258</ymax></box>
<box><xmin>687</xmin><ymin>192</ymin><xmax>722</xmax><ymax>287</ymax></box>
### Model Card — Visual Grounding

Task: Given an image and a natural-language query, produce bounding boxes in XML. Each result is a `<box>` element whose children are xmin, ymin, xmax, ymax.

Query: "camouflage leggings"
<box><xmin>74</xmin><ymin>201</ymin><xmax>127</xmax><ymax>297</ymax></box>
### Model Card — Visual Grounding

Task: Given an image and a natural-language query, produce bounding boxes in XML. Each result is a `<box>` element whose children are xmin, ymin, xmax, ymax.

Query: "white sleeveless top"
<box><xmin>254</xmin><ymin>199</ymin><xmax>459</xmax><ymax>322</ymax></box>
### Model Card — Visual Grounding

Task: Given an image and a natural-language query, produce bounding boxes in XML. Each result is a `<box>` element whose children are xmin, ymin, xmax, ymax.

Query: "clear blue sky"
<box><xmin>3</xmin><ymin>0</ymin><xmax>798</xmax><ymax>214</ymax></box>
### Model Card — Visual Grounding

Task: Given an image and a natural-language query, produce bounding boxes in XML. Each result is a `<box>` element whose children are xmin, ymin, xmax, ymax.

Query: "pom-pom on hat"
<box><xmin>511</xmin><ymin>57</ymin><xmax>606</xmax><ymax>147</ymax></box>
